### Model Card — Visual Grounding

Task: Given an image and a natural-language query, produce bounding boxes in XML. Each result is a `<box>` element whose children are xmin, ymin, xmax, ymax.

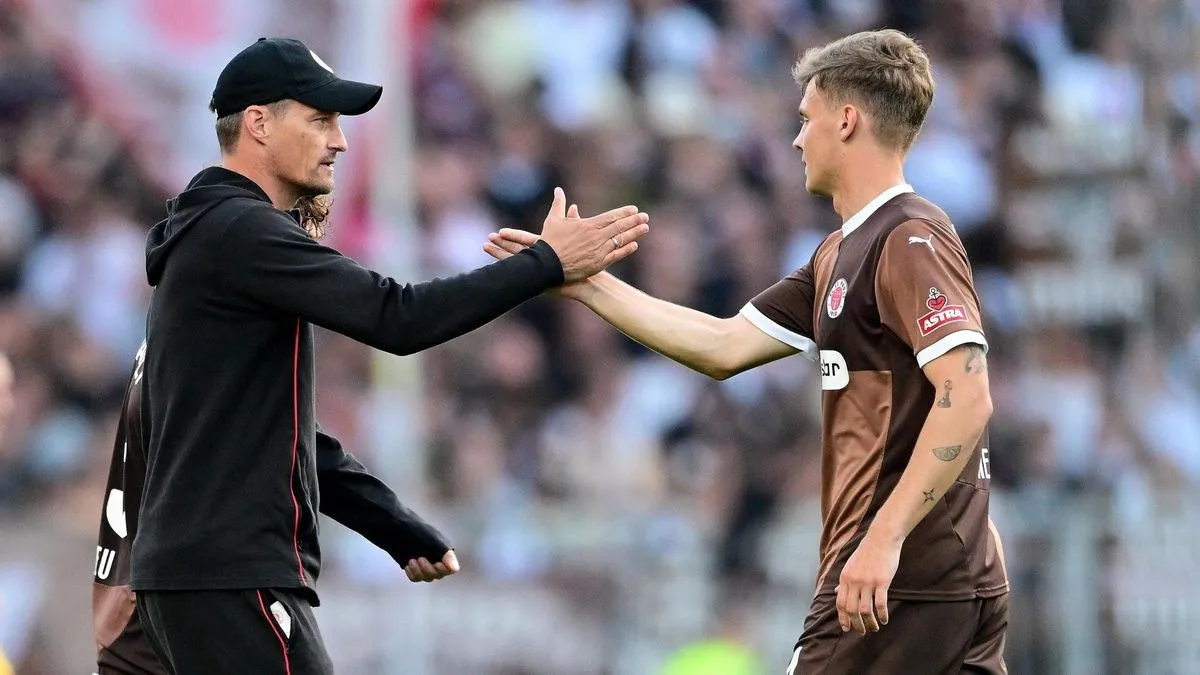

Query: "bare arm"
<box><xmin>484</xmin><ymin>225</ymin><xmax>802</xmax><ymax>380</ymax></box>
<box><xmin>571</xmin><ymin>272</ymin><xmax>797</xmax><ymax>380</ymax></box>
<box><xmin>835</xmin><ymin>342</ymin><xmax>992</xmax><ymax>634</ymax></box>
<box><xmin>868</xmin><ymin>343</ymin><xmax>993</xmax><ymax>544</ymax></box>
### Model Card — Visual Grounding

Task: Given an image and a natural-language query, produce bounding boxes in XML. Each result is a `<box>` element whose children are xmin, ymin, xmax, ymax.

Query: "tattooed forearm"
<box><xmin>936</xmin><ymin>380</ymin><xmax>952</xmax><ymax>408</ymax></box>
<box><xmin>932</xmin><ymin>444</ymin><xmax>963</xmax><ymax>461</ymax></box>
<box><xmin>923</xmin><ymin>489</ymin><xmax>936</xmax><ymax>503</ymax></box>
<box><xmin>964</xmin><ymin>345</ymin><xmax>987</xmax><ymax>374</ymax></box>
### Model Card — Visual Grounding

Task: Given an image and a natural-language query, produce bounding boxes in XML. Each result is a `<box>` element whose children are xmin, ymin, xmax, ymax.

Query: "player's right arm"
<box><xmin>485</xmin><ymin>224</ymin><xmax>818</xmax><ymax>379</ymax></box>
<box><xmin>570</xmin><ymin>272</ymin><xmax>798</xmax><ymax>380</ymax></box>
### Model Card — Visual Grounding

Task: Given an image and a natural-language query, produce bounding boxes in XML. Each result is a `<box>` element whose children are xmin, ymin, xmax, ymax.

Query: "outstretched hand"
<box><xmin>527</xmin><ymin>190</ymin><xmax>649</xmax><ymax>283</ymax></box>
<box><xmin>485</xmin><ymin>204</ymin><xmax>599</xmax><ymax>299</ymax></box>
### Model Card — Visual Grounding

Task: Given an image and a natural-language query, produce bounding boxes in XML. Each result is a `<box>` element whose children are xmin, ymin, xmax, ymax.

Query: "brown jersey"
<box><xmin>742</xmin><ymin>185</ymin><xmax>1008</xmax><ymax>602</ymax></box>
<box><xmin>94</xmin><ymin>341</ymin><xmax>168</xmax><ymax>674</ymax></box>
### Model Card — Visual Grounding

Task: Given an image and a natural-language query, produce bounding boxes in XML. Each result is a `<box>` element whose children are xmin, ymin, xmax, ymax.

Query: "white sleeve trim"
<box><xmin>916</xmin><ymin>330</ymin><xmax>988</xmax><ymax>368</ymax></box>
<box><xmin>786</xmin><ymin>646</ymin><xmax>802</xmax><ymax>675</ymax></box>
<box><xmin>739</xmin><ymin>303</ymin><xmax>817</xmax><ymax>361</ymax></box>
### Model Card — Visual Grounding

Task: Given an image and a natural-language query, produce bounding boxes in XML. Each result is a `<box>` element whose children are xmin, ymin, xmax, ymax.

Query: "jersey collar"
<box><xmin>840</xmin><ymin>183</ymin><xmax>914</xmax><ymax>238</ymax></box>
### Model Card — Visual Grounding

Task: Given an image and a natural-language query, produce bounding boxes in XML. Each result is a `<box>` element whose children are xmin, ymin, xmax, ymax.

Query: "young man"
<box><xmin>486</xmin><ymin>29</ymin><xmax>1009</xmax><ymax>674</ymax></box>
<box><xmin>132</xmin><ymin>37</ymin><xmax>649</xmax><ymax>674</ymax></box>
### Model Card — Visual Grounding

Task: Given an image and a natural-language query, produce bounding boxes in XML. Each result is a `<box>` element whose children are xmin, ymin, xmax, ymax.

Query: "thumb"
<box><xmin>550</xmin><ymin>187</ymin><xmax>566</xmax><ymax>218</ymax></box>
<box><xmin>443</xmin><ymin>549</ymin><xmax>460</xmax><ymax>573</ymax></box>
<box><xmin>567</xmin><ymin>204</ymin><xmax>580</xmax><ymax>219</ymax></box>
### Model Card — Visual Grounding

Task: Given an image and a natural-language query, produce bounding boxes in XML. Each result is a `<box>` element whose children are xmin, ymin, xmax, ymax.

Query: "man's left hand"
<box><xmin>835</xmin><ymin>531</ymin><xmax>902</xmax><ymax>635</ymax></box>
<box><xmin>403</xmin><ymin>550</ymin><xmax>460</xmax><ymax>583</ymax></box>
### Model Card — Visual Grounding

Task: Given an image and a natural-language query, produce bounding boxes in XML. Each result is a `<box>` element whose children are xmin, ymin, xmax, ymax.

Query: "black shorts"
<box><xmin>97</xmin><ymin>603</ymin><xmax>169</xmax><ymax>675</ymax></box>
<box><xmin>786</xmin><ymin>591</ymin><xmax>1009</xmax><ymax>675</ymax></box>
<box><xmin>137</xmin><ymin>588</ymin><xmax>333</xmax><ymax>675</ymax></box>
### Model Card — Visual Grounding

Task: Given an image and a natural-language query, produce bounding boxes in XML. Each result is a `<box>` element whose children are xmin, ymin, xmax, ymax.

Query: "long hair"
<box><xmin>296</xmin><ymin>194</ymin><xmax>331</xmax><ymax>240</ymax></box>
<box><xmin>203</xmin><ymin>160</ymin><xmax>333</xmax><ymax>240</ymax></box>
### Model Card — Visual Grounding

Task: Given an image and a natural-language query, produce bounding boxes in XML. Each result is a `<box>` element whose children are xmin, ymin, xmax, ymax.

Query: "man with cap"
<box><xmin>131</xmin><ymin>37</ymin><xmax>650</xmax><ymax>674</ymax></box>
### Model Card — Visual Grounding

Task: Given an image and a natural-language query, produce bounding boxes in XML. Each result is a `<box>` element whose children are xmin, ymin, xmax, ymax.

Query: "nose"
<box><xmin>793</xmin><ymin>130</ymin><xmax>804</xmax><ymax>152</ymax></box>
<box><xmin>330</xmin><ymin>121</ymin><xmax>348</xmax><ymax>153</ymax></box>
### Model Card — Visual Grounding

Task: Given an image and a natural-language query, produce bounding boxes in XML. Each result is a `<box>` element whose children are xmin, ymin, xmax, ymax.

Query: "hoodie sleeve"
<box><xmin>219</xmin><ymin>206</ymin><xmax>564</xmax><ymax>355</ymax></box>
<box><xmin>316</xmin><ymin>426</ymin><xmax>451</xmax><ymax>564</ymax></box>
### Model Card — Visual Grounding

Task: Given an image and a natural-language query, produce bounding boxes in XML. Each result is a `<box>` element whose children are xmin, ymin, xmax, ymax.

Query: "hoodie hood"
<box><xmin>146</xmin><ymin>167</ymin><xmax>274</xmax><ymax>286</ymax></box>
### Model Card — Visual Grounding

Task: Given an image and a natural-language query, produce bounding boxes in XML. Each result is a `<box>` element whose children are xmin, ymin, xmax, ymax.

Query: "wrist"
<box><xmin>570</xmin><ymin>272</ymin><xmax>608</xmax><ymax>304</ymax></box>
<box><xmin>867</xmin><ymin>516</ymin><xmax>907</xmax><ymax>547</ymax></box>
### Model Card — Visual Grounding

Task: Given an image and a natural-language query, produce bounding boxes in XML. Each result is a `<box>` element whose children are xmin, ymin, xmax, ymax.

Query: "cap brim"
<box><xmin>293</xmin><ymin>78</ymin><xmax>382</xmax><ymax>116</ymax></box>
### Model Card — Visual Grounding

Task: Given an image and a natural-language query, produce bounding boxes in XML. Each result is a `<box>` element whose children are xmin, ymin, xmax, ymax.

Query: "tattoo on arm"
<box><xmin>964</xmin><ymin>345</ymin><xmax>987</xmax><ymax>374</ymax></box>
<box><xmin>932</xmin><ymin>444</ymin><xmax>963</xmax><ymax>461</ymax></box>
<box><xmin>936</xmin><ymin>380</ymin><xmax>952</xmax><ymax>408</ymax></box>
<box><xmin>923</xmin><ymin>489</ymin><xmax>936</xmax><ymax>503</ymax></box>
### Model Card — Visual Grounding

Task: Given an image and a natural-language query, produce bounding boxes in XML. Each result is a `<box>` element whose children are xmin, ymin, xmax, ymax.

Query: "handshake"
<box><xmin>484</xmin><ymin>187</ymin><xmax>651</xmax><ymax>291</ymax></box>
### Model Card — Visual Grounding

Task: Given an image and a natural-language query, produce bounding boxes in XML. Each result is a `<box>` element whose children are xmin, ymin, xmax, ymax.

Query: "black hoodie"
<box><xmin>133</xmin><ymin>167</ymin><xmax>563</xmax><ymax>600</ymax></box>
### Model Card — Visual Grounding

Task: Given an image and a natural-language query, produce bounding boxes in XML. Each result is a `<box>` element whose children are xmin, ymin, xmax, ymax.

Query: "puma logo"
<box><xmin>310</xmin><ymin>50</ymin><xmax>335</xmax><ymax>74</ymax></box>
<box><xmin>907</xmin><ymin>234</ymin><xmax>935</xmax><ymax>252</ymax></box>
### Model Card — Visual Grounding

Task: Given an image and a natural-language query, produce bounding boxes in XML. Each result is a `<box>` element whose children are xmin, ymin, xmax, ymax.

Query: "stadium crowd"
<box><xmin>0</xmin><ymin>0</ymin><xmax>1198</xmax><ymax>673</ymax></box>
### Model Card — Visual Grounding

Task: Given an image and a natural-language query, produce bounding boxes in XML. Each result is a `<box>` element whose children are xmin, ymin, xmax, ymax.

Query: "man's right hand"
<box><xmin>538</xmin><ymin>187</ymin><xmax>649</xmax><ymax>283</ymax></box>
<box><xmin>485</xmin><ymin>206</ymin><xmax>597</xmax><ymax>300</ymax></box>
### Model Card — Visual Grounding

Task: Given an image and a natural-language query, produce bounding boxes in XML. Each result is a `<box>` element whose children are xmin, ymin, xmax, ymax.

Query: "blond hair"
<box><xmin>792</xmin><ymin>29</ymin><xmax>935</xmax><ymax>151</ymax></box>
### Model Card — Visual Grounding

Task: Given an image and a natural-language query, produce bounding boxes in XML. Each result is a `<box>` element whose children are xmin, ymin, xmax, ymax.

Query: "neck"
<box><xmin>220</xmin><ymin>154</ymin><xmax>298</xmax><ymax>210</ymax></box>
<box><xmin>830</xmin><ymin>153</ymin><xmax>907</xmax><ymax>222</ymax></box>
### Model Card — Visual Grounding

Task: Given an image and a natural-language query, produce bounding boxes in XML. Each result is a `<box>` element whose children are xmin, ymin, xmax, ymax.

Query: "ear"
<box><xmin>839</xmin><ymin>105</ymin><xmax>859</xmax><ymax>142</ymax></box>
<box><xmin>243</xmin><ymin>106</ymin><xmax>271</xmax><ymax>144</ymax></box>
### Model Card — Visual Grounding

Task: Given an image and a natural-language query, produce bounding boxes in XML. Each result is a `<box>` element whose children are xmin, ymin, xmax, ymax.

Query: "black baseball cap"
<box><xmin>210</xmin><ymin>38</ymin><xmax>382</xmax><ymax>118</ymax></box>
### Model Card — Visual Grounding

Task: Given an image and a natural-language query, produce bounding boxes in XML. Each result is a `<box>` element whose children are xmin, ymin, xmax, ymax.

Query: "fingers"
<box><xmin>496</xmin><ymin>228</ymin><xmax>541</xmax><ymax>247</ymax></box>
<box><xmin>600</xmin><ymin>213</ymin><xmax>650</xmax><ymax>250</ymax></box>
<box><xmin>417</xmin><ymin>556</ymin><xmax>439</xmax><ymax>579</ymax></box>
<box><xmin>403</xmin><ymin>559</ymin><xmax>421</xmax><ymax>582</ymax></box>
<box><xmin>599</xmin><ymin>211</ymin><xmax>650</xmax><ymax>236</ymax></box>
<box><xmin>549</xmin><ymin>186</ymin><xmax>566</xmax><ymax>219</ymax></box>
<box><xmin>601</xmin><ymin>241</ymin><xmax>639</xmax><ymax>267</ymax></box>
<box><xmin>482</xmin><ymin>242</ymin><xmax>512</xmax><ymax>261</ymax></box>
<box><xmin>836</xmin><ymin>582</ymin><xmax>874</xmax><ymax>636</ymax></box>
<box><xmin>859</xmin><ymin>587</ymin><xmax>879</xmax><ymax>634</ymax></box>
<box><xmin>582</xmin><ymin>205</ymin><xmax>638</xmax><ymax>229</ymax></box>
<box><xmin>567</xmin><ymin>204</ymin><xmax>580</xmax><ymax>219</ymax></box>
<box><xmin>403</xmin><ymin>554</ymin><xmax>460</xmax><ymax>583</ymax></box>
<box><xmin>483</xmin><ymin>230</ymin><xmax>535</xmax><ymax>261</ymax></box>
<box><xmin>848</xmin><ymin>587</ymin><xmax>868</xmax><ymax>635</ymax></box>
<box><xmin>486</xmin><ymin>231</ymin><xmax>526</xmax><ymax>255</ymax></box>
<box><xmin>875</xmin><ymin>585</ymin><xmax>889</xmax><ymax>627</ymax></box>
<box><xmin>836</xmin><ymin>583</ymin><xmax>850</xmax><ymax>633</ymax></box>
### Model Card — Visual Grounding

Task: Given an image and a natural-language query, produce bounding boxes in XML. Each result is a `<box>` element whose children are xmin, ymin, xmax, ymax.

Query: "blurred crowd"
<box><xmin>405</xmin><ymin>1</ymin><xmax>1200</xmax><ymax>672</ymax></box>
<box><xmin>0</xmin><ymin>0</ymin><xmax>1199</xmax><ymax>673</ymax></box>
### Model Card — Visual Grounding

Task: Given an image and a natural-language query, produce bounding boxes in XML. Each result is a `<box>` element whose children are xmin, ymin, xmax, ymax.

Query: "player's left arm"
<box><xmin>836</xmin><ymin>218</ymin><xmax>993</xmax><ymax>636</ymax></box>
<box><xmin>867</xmin><ymin>342</ymin><xmax>991</xmax><ymax>545</ymax></box>
<box><xmin>316</xmin><ymin>427</ymin><xmax>459</xmax><ymax>582</ymax></box>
